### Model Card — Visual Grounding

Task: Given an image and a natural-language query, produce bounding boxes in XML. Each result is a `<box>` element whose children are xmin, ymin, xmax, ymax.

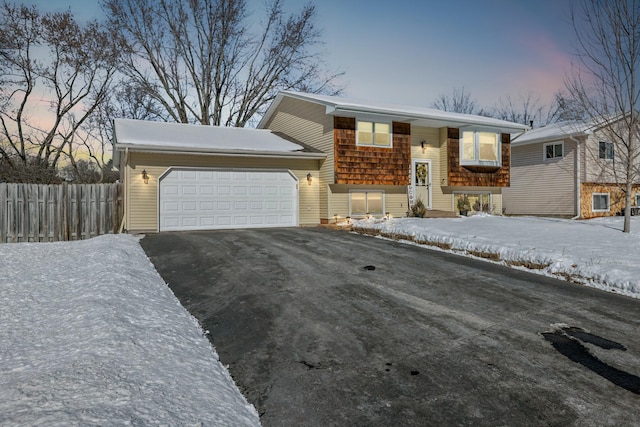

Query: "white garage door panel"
<box><xmin>160</xmin><ymin>169</ymin><xmax>297</xmax><ymax>231</ymax></box>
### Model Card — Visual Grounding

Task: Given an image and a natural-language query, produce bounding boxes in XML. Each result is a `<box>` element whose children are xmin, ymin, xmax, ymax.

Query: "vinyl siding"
<box><xmin>262</xmin><ymin>96</ymin><xmax>334</xmax><ymax>220</ymax></box>
<box><xmin>124</xmin><ymin>152</ymin><xmax>321</xmax><ymax>232</ymax></box>
<box><xmin>583</xmin><ymin>133</ymin><xmax>626</xmax><ymax>183</ymax></box>
<box><xmin>439</xmin><ymin>128</ymin><xmax>448</xmax><ymax>187</ymax></box>
<box><xmin>411</xmin><ymin>126</ymin><xmax>452</xmax><ymax>210</ymax></box>
<box><xmin>503</xmin><ymin>139</ymin><xmax>577</xmax><ymax>216</ymax></box>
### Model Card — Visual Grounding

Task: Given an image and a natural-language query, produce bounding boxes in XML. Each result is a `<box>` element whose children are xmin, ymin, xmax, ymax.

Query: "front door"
<box><xmin>413</xmin><ymin>160</ymin><xmax>431</xmax><ymax>208</ymax></box>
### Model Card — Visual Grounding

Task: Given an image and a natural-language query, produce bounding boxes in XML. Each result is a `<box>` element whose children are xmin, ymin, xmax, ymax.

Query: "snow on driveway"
<box><xmin>0</xmin><ymin>234</ymin><xmax>260</xmax><ymax>426</ymax></box>
<box><xmin>352</xmin><ymin>215</ymin><xmax>640</xmax><ymax>299</ymax></box>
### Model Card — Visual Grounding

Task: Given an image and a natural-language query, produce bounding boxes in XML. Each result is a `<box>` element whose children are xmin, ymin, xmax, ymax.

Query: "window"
<box><xmin>592</xmin><ymin>193</ymin><xmax>610</xmax><ymax>212</ymax></box>
<box><xmin>461</xmin><ymin>130</ymin><xmax>500</xmax><ymax>166</ymax></box>
<box><xmin>454</xmin><ymin>192</ymin><xmax>492</xmax><ymax>213</ymax></box>
<box><xmin>599</xmin><ymin>141</ymin><xmax>614</xmax><ymax>160</ymax></box>
<box><xmin>350</xmin><ymin>191</ymin><xmax>384</xmax><ymax>216</ymax></box>
<box><xmin>544</xmin><ymin>142</ymin><xmax>563</xmax><ymax>160</ymax></box>
<box><xmin>636</xmin><ymin>193</ymin><xmax>640</xmax><ymax>206</ymax></box>
<box><xmin>357</xmin><ymin>121</ymin><xmax>391</xmax><ymax>147</ymax></box>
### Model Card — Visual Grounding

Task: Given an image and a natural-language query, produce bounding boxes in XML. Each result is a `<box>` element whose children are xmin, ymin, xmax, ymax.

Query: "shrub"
<box><xmin>410</xmin><ymin>198</ymin><xmax>427</xmax><ymax>218</ymax></box>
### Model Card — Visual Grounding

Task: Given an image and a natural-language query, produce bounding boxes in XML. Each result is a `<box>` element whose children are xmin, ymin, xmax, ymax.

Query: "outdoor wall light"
<box><xmin>385</xmin><ymin>212</ymin><xmax>391</xmax><ymax>221</ymax></box>
<box><xmin>346</xmin><ymin>216</ymin><xmax>351</xmax><ymax>224</ymax></box>
<box><xmin>421</xmin><ymin>140</ymin><xmax>426</xmax><ymax>153</ymax></box>
<box><xmin>306</xmin><ymin>172</ymin><xmax>312</xmax><ymax>185</ymax></box>
<box><xmin>142</xmin><ymin>169</ymin><xmax>149</xmax><ymax>184</ymax></box>
<box><xmin>365</xmin><ymin>212</ymin><xmax>371</xmax><ymax>220</ymax></box>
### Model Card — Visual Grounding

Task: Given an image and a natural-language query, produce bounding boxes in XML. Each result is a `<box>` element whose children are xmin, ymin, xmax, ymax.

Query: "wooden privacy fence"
<box><xmin>0</xmin><ymin>183</ymin><xmax>123</xmax><ymax>243</ymax></box>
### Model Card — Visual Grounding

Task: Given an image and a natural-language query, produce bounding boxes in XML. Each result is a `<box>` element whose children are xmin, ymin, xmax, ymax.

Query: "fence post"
<box><xmin>0</xmin><ymin>184</ymin><xmax>6</xmax><ymax>243</ymax></box>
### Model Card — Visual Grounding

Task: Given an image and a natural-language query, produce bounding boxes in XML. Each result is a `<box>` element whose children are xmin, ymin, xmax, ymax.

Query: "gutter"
<box><xmin>113</xmin><ymin>144</ymin><xmax>327</xmax><ymax>160</ymax></box>
<box><xmin>569</xmin><ymin>135</ymin><xmax>582</xmax><ymax>219</ymax></box>
<box><xmin>118</xmin><ymin>147</ymin><xmax>129</xmax><ymax>233</ymax></box>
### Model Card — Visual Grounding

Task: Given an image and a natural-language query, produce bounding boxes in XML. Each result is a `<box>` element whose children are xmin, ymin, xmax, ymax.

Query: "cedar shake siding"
<box><xmin>446</xmin><ymin>128</ymin><xmax>511</xmax><ymax>187</ymax></box>
<box><xmin>333</xmin><ymin>117</ymin><xmax>411</xmax><ymax>185</ymax></box>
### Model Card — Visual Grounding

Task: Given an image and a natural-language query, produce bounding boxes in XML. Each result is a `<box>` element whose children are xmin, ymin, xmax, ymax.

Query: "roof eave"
<box><xmin>263</xmin><ymin>91</ymin><xmax>529</xmax><ymax>132</ymax></box>
<box><xmin>113</xmin><ymin>143</ymin><xmax>326</xmax><ymax>160</ymax></box>
<box><xmin>511</xmin><ymin>129</ymin><xmax>591</xmax><ymax>146</ymax></box>
<box><xmin>331</xmin><ymin>106</ymin><xmax>529</xmax><ymax>133</ymax></box>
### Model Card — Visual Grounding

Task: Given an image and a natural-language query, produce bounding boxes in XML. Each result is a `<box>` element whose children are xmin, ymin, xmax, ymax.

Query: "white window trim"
<box><xmin>592</xmin><ymin>192</ymin><xmax>610</xmax><ymax>212</ymax></box>
<box><xmin>348</xmin><ymin>190</ymin><xmax>386</xmax><ymax>217</ymax></box>
<box><xmin>452</xmin><ymin>191</ymin><xmax>493</xmax><ymax>212</ymax></box>
<box><xmin>459</xmin><ymin>129</ymin><xmax>502</xmax><ymax>167</ymax></box>
<box><xmin>356</xmin><ymin>120</ymin><xmax>393</xmax><ymax>148</ymax></box>
<box><xmin>543</xmin><ymin>141</ymin><xmax>564</xmax><ymax>161</ymax></box>
<box><xmin>598</xmin><ymin>141</ymin><xmax>614</xmax><ymax>160</ymax></box>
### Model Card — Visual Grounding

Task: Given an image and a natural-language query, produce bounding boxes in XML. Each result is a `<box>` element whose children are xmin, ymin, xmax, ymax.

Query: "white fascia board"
<box><xmin>113</xmin><ymin>143</ymin><xmax>326</xmax><ymax>160</ymax></box>
<box><xmin>330</xmin><ymin>106</ymin><xmax>528</xmax><ymax>133</ymax></box>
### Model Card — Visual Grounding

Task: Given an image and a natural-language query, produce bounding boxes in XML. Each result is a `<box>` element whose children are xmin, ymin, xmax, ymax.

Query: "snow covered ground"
<box><xmin>351</xmin><ymin>214</ymin><xmax>640</xmax><ymax>299</ymax></box>
<box><xmin>0</xmin><ymin>234</ymin><xmax>260</xmax><ymax>426</ymax></box>
<box><xmin>1</xmin><ymin>215</ymin><xmax>638</xmax><ymax>425</ymax></box>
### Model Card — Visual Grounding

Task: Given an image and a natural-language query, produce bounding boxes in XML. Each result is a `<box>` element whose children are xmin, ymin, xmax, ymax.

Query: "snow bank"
<box><xmin>352</xmin><ymin>215</ymin><xmax>640</xmax><ymax>299</ymax></box>
<box><xmin>0</xmin><ymin>234</ymin><xmax>260</xmax><ymax>426</ymax></box>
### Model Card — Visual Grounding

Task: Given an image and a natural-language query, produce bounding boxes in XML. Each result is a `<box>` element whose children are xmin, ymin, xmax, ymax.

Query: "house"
<box><xmin>258</xmin><ymin>91</ymin><xmax>528</xmax><ymax>224</ymax></box>
<box><xmin>502</xmin><ymin>119</ymin><xmax>640</xmax><ymax>218</ymax></box>
<box><xmin>114</xmin><ymin>92</ymin><xmax>528</xmax><ymax>233</ymax></box>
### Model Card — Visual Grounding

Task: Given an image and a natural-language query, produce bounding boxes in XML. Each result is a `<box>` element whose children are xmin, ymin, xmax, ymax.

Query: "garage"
<box><xmin>113</xmin><ymin>118</ymin><xmax>323</xmax><ymax>233</ymax></box>
<box><xmin>159</xmin><ymin>168</ymin><xmax>298</xmax><ymax>231</ymax></box>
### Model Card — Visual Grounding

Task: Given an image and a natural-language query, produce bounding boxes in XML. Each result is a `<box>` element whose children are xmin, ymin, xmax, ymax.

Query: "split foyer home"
<box><xmin>259</xmin><ymin>92</ymin><xmax>528</xmax><ymax>223</ymax></box>
<box><xmin>502</xmin><ymin>118</ymin><xmax>640</xmax><ymax>218</ymax></box>
<box><xmin>114</xmin><ymin>91</ymin><xmax>528</xmax><ymax>233</ymax></box>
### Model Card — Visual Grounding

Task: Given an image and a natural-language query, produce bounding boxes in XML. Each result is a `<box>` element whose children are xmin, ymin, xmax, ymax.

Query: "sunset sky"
<box><xmin>23</xmin><ymin>0</ymin><xmax>577</xmax><ymax>111</ymax></box>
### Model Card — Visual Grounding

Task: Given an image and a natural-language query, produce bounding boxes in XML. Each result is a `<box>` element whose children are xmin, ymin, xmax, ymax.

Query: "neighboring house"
<box><xmin>114</xmin><ymin>92</ymin><xmax>528</xmax><ymax>233</ymax></box>
<box><xmin>259</xmin><ymin>91</ymin><xmax>528</xmax><ymax>224</ymax></box>
<box><xmin>503</xmin><ymin>119</ymin><xmax>640</xmax><ymax>218</ymax></box>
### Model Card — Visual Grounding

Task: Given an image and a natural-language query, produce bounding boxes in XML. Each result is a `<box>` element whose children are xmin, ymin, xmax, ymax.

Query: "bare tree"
<box><xmin>432</xmin><ymin>86</ymin><xmax>479</xmax><ymax>114</ymax></box>
<box><xmin>552</xmin><ymin>90</ymin><xmax>588</xmax><ymax>122</ymax></box>
<box><xmin>566</xmin><ymin>0</ymin><xmax>640</xmax><ymax>232</ymax></box>
<box><xmin>492</xmin><ymin>93</ymin><xmax>559</xmax><ymax>127</ymax></box>
<box><xmin>103</xmin><ymin>0</ymin><xmax>343</xmax><ymax>127</ymax></box>
<box><xmin>0</xmin><ymin>3</ymin><xmax>123</xmax><ymax>183</ymax></box>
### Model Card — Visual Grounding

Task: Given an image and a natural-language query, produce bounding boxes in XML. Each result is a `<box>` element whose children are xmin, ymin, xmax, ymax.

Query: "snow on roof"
<box><xmin>511</xmin><ymin>121</ymin><xmax>591</xmax><ymax>146</ymax></box>
<box><xmin>261</xmin><ymin>91</ymin><xmax>530</xmax><ymax>133</ymax></box>
<box><xmin>114</xmin><ymin>118</ymin><xmax>306</xmax><ymax>154</ymax></box>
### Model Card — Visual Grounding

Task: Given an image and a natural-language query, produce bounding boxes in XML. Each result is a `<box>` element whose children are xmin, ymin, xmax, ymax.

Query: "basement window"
<box><xmin>357</xmin><ymin>121</ymin><xmax>391</xmax><ymax>147</ymax></box>
<box><xmin>350</xmin><ymin>191</ymin><xmax>384</xmax><ymax>217</ymax></box>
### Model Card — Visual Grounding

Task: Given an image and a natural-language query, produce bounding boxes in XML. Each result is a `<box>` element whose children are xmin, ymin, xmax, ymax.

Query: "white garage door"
<box><xmin>159</xmin><ymin>168</ymin><xmax>298</xmax><ymax>231</ymax></box>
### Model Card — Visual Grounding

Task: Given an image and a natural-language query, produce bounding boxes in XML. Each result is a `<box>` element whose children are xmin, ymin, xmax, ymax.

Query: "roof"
<box><xmin>511</xmin><ymin>121</ymin><xmax>592</xmax><ymax>146</ymax></box>
<box><xmin>113</xmin><ymin>118</ymin><xmax>325</xmax><ymax>159</ymax></box>
<box><xmin>259</xmin><ymin>91</ymin><xmax>530</xmax><ymax>133</ymax></box>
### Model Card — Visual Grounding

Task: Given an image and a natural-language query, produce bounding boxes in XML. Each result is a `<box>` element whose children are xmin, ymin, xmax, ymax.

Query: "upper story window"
<box><xmin>544</xmin><ymin>142</ymin><xmax>563</xmax><ymax>160</ymax></box>
<box><xmin>599</xmin><ymin>141</ymin><xmax>614</xmax><ymax>160</ymax></box>
<box><xmin>357</xmin><ymin>121</ymin><xmax>391</xmax><ymax>147</ymax></box>
<box><xmin>461</xmin><ymin>130</ymin><xmax>501</xmax><ymax>167</ymax></box>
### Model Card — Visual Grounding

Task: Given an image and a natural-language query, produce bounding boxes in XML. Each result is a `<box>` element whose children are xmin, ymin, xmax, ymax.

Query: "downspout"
<box><xmin>569</xmin><ymin>135</ymin><xmax>581</xmax><ymax>219</ymax></box>
<box><xmin>118</xmin><ymin>147</ymin><xmax>129</xmax><ymax>233</ymax></box>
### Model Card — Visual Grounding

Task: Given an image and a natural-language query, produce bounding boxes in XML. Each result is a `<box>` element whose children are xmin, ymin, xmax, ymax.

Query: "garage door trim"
<box><xmin>158</xmin><ymin>166</ymin><xmax>299</xmax><ymax>231</ymax></box>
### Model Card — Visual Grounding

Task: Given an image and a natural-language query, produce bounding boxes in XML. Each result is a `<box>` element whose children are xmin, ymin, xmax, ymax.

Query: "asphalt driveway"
<box><xmin>141</xmin><ymin>227</ymin><xmax>640</xmax><ymax>426</ymax></box>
